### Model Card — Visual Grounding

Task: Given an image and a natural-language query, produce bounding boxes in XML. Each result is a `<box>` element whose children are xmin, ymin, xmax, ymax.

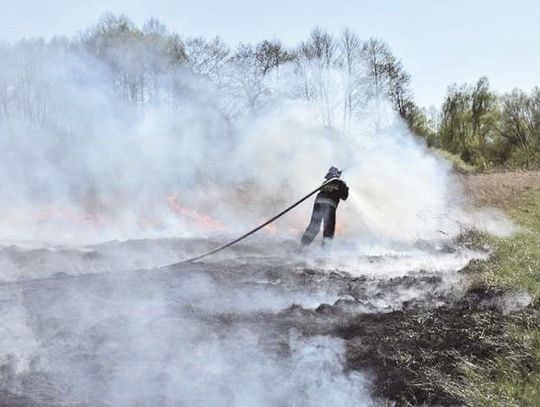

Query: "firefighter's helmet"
<box><xmin>325</xmin><ymin>166</ymin><xmax>342</xmax><ymax>179</ymax></box>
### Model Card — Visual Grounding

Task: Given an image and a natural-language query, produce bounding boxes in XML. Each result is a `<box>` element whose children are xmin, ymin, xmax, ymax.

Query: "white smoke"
<box><xmin>0</xmin><ymin>242</ymin><xmax>377</xmax><ymax>406</ymax></box>
<box><xmin>0</xmin><ymin>41</ymin><xmax>465</xmax><ymax>246</ymax></box>
<box><xmin>0</xmin><ymin>23</ymin><xmax>507</xmax><ymax>407</ymax></box>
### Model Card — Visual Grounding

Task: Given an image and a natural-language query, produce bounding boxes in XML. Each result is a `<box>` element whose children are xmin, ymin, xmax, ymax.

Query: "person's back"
<box><xmin>301</xmin><ymin>167</ymin><xmax>348</xmax><ymax>246</ymax></box>
<box><xmin>315</xmin><ymin>178</ymin><xmax>349</xmax><ymax>207</ymax></box>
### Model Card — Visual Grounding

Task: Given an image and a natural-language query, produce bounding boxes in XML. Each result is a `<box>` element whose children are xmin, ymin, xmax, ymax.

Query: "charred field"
<box><xmin>1</xmin><ymin>198</ymin><xmax>539</xmax><ymax>407</ymax></box>
<box><xmin>2</xmin><ymin>6</ymin><xmax>540</xmax><ymax>405</ymax></box>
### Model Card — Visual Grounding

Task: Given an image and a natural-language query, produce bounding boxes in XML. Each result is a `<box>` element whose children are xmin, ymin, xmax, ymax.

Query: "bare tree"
<box><xmin>80</xmin><ymin>14</ymin><xmax>145</xmax><ymax>104</ymax></box>
<box><xmin>361</xmin><ymin>38</ymin><xmax>411</xmax><ymax>128</ymax></box>
<box><xmin>0</xmin><ymin>41</ymin><xmax>12</xmax><ymax>119</ymax></box>
<box><xmin>361</xmin><ymin>38</ymin><xmax>390</xmax><ymax>100</ymax></box>
<box><xmin>296</xmin><ymin>28</ymin><xmax>338</xmax><ymax>127</ymax></box>
<box><xmin>339</xmin><ymin>28</ymin><xmax>364</xmax><ymax>132</ymax></box>
<box><xmin>254</xmin><ymin>40</ymin><xmax>293</xmax><ymax>76</ymax></box>
<box><xmin>139</xmin><ymin>19</ymin><xmax>187</xmax><ymax>107</ymax></box>
<box><xmin>185</xmin><ymin>36</ymin><xmax>229</xmax><ymax>85</ymax></box>
<box><xmin>223</xmin><ymin>44</ymin><xmax>271</xmax><ymax>116</ymax></box>
<box><xmin>386</xmin><ymin>60</ymin><xmax>411</xmax><ymax>117</ymax></box>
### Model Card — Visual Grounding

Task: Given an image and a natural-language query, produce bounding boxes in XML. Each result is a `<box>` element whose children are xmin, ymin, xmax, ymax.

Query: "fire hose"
<box><xmin>174</xmin><ymin>177</ymin><xmax>339</xmax><ymax>265</ymax></box>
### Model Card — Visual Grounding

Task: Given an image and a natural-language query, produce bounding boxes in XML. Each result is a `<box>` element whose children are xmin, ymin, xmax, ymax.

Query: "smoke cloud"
<box><xmin>0</xmin><ymin>34</ymin><xmax>467</xmax><ymax>247</ymax></box>
<box><xmin>0</xmin><ymin>20</ymin><xmax>509</xmax><ymax>406</ymax></box>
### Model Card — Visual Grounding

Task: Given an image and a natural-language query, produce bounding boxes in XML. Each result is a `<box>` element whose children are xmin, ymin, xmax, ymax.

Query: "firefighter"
<box><xmin>301</xmin><ymin>166</ymin><xmax>349</xmax><ymax>246</ymax></box>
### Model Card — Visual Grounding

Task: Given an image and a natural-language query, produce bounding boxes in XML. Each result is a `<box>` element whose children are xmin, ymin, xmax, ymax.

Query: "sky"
<box><xmin>0</xmin><ymin>0</ymin><xmax>538</xmax><ymax>108</ymax></box>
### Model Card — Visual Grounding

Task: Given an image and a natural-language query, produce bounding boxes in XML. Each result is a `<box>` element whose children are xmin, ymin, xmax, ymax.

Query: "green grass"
<box><xmin>468</xmin><ymin>190</ymin><xmax>540</xmax><ymax>298</ymax></box>
<box><xmin>458</xmin><ymin>189</ymin><xmax>540</xmax><ymax>406</ymax></box>
<box><xmin>452</xmin><ymin>320</ymin><xmax>540</xmax><ymax>407</ymax></box>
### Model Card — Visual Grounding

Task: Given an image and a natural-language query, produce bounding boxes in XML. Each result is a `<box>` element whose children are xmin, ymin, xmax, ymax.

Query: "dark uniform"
<box><xmin>301</xmin><ymin>172</ymin><xmax>349</xmax><ymax>246</ymax></box>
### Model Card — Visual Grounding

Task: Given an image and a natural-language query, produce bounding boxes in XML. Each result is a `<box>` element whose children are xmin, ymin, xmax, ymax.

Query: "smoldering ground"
<box><xmin>2</xmin><ymin>235</ymin><xmax>532</xmax><ymax>406</ymax></box>
<box><xmin>0</xmin><ymin>237</ymin><xmax>493</xmax><ymax>407</ymax></box>
<box><xmin>0</xmin><ymin>247</ymin><xmax>372</xmax><ymax>407</ymax></box>
<box><xmin>0</xmin><ymin>20</ymin><xmax>521</xmax><ymax>406</ymax></box>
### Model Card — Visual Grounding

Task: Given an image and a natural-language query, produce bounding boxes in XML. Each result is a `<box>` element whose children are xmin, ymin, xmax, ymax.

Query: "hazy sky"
<box><xmin>1</xmin><ymin>0</ymin><xmax>538</xmax><ymax>107</ymax></box>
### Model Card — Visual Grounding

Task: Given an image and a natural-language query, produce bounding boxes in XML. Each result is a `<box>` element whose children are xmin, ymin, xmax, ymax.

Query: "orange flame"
<box><xmin>166</xmin><ymin>194</ymin><xmax>224</xmax><ymax>231</ymax></box>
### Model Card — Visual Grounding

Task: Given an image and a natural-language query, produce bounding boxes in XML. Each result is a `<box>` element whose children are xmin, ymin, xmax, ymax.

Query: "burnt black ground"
<box><xmin>1</xmin><ymin>238</ymin><xmax>536</xmax><ymax>406</ymax></box>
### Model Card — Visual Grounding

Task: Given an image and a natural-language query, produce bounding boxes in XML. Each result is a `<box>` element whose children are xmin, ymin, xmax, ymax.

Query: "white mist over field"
<box><xmin>0</xmin><ymin>20</ymin><xmax>508</xmax><ymax>407</ymax></box>
<box><xmin>0</xmin><ymin>40</ymin><xmax>463</xmax><ymax>247</ymax></box>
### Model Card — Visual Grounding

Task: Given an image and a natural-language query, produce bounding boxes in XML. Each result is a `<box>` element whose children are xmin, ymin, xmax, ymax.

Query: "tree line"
<box><xmin>432</xmin><ymin>78</ymin><xmax>540</xmax><ymax>169</ymax></box>
<box><xmin>0</xmin><ymin>14</ymin><xmax>538</xmax><ymax>170</ymax></box>
<box><xmin>0</xmin><ymin>14</ymin><xmax>415</xmax><ymax>132</ymax></box>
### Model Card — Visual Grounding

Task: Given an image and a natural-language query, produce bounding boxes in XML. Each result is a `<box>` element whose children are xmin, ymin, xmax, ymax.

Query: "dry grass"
<box><xmin>460</xmin><ymin>170</ymin><xmax>540</xmax><ymax>210</ymax></box>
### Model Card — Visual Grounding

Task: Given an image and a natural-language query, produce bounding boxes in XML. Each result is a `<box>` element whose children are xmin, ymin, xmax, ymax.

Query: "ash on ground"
<box><xmin>0</xmin><ymin>238</ymin><xmax>537</xmax><ymax>406</ymax></box>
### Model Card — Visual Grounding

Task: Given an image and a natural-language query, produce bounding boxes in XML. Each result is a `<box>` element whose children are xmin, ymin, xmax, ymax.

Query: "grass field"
<box><xmin>457</xmin><ymin>174</ymin><xmax>540</xmax><ymax>406</ymax></box>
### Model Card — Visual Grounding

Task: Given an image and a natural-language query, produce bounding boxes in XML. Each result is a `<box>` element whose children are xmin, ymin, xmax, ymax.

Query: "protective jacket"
<box><xmin>315</xmin><ymin>179</ymin><xmax>349</xmax><ymax>207</ymax></box>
